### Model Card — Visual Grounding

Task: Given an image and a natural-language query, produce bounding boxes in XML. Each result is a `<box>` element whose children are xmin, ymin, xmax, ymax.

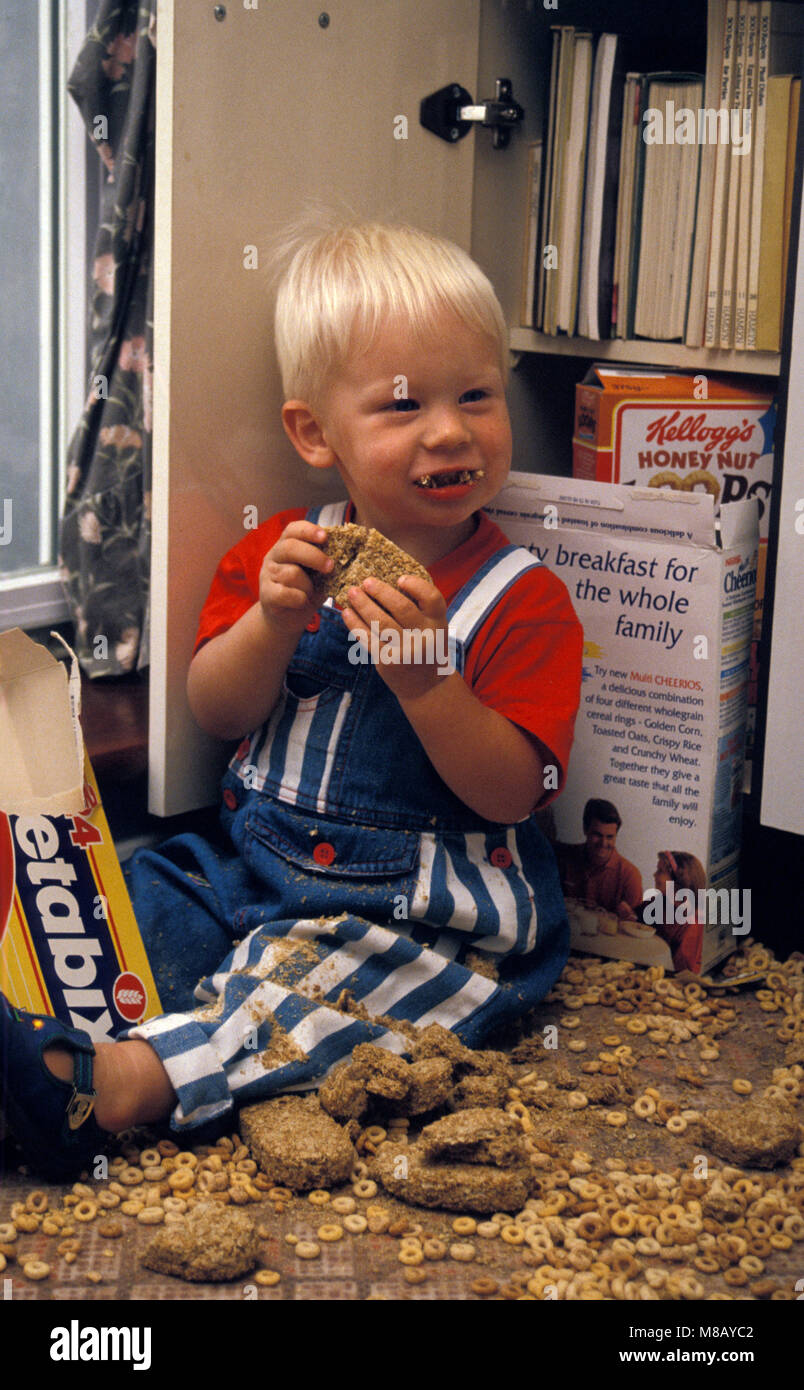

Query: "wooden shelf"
<box><xmin>80</xmin><ymin>671</ymin><xmax>149</xmax><ymax>780</ymax></box>
<box><xmin>509</xmin><ymin>328</ymin><xmax>781</xmax><ymax>377</ymax></box>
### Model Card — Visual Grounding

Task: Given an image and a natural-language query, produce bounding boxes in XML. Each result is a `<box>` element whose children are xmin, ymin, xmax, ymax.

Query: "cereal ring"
<box><xmin>683</xmin><ymin>469</ymin><xmax>720</xmax><ymax>499</ymax></box>
<box><xmin>317</xmin><ymin>1224</ymin><xmax>344</xmax><ymax>1243</ymax></box>
<box><xmin>452</xmin><ymin>1217</ymin><xmax>477</xmax><ymax>1236</ymax></box>
<box><xmin>267</xmin><ymin>1187</ymin><xmax>292</xmax><ymax>1202</ymax></box>
<box><xmin>732</xmin><ymin>1078</ymin><xmax>753</xmax><ymax>1095</ymax></box>
<box><xmin>568</xmin><ymin>1092</ymin><xmax>588</xmax><ymax>1110</ymax></box>
<box><xmin>352</xmin><ymin>1179</ymin><xmax>377</xmax><ymax>1199</ymax></box>
<box><xmin>138</xmin><ymin>1148</ymin><xmax>162</xmax><ymax>1167</ymax></box>
<box><xmin>343</xmin><ymin>1214</ymin><xmax>368</xmax><ymax>1234</ymax></box>
<box><xmin>475</xmin><ymin>1222</ymin><xmax>500</xmax><ymax>1240</ymax></box>
<box><xmin>605</xmin><ymin>1111</ymin><xmax>628</xmax><ymax>1127</ymax></box>
<box><xmin>294</xmin><ymin>1241</ymin><xmax>320</xmax><ymax>1260</ymax></box>
<box><xmin>15</xmin><ymin>1214</ymin><xmax>40</xmax><ymax>1233</ymax></box>
<box><xmin>633</xmin><ymin>1096</ymin><xmax>656</xmax><ymax>1119</ymax></box>
<box><xmin>23</xmin><ymin>1260</ymin><xmax>51</xmax><ymax>1281</ymax></box>
<box><xmin>449</xmin><ymin>1242</ymin><xmax>476</xmax><ymax>1262</ymax></box>
<box><xmin>331</xmin><ymin>1196</ymin><xmax>357</xmax><ymax>1215</ymax></box>
<box><xmin>307</xmin><ymin>1189</ymin><xmax>331</xmax><ymax>1207</ymax></box>
<box><xmin>137</xmin><ymin>1207</ymin><xmax>165</xmax><ymax>1225</ymax></box>
<box><xmin>471</xmin><ymin>1277</ymin><xmax>499</xmax><ymax>1297</ymax></box>
<box><xmin>610</xmin><ymin>1211</ymin><xmax>637</xmax><ymax>1237</ymax></box>
<box><xmin>398</xmin><ymin>1246</ymin><xmax>424</xmax><ymax>1266</ymax></box>
<box><xmin>26</xmin><ymin>1190</ymin><xmax>49</xmax><ymax>1214</ymax></box>
<box><xmin>97</xmin><ymin>1220</ymin><xmax>123</xmax><ymax>1238</ymax></box>
<box><xmin>167</xmin><ymin>1169</ymin><xmax>195</xmax><ymax>1192</ymax></box>
<box><xmin>120</xmin><ymin>1199</ymin><xmax>145</xmax><ymax>1217</ymax></box>
<box><xmin>255</xmin><ymin>1269</ymin><xmax>281</xmax><ymax>1286</ymax></box>
<box><xmin>74</xmin><ymin>1200</ymin><xmax>98</xmax><ymax>1223</ymax></box>
<box><xmin>157</xmin><ymin>1139</ymin><xmax>179</xmax><ymax>1157</ymax></box>
<box><xmin>666</xmin><ymin>1115</ymin><xmax>688</xmax><ymax>1135</ymax></box>
<box><xmin>500</xmin><ymin>1224</ymin><xmax>525</xmax><ymax>1245</ymax></box>
<box><xmin>119</xmin><ymin>1166</ymin><xmax>145</xmax><ymax>1186</ymax></box>
<box><xmin>648</xmin><ymin>471</ymin><xmax>685</xmax><ymax>490</ymax></box>
<box><xmin>403</xmin><ymin>1267</ymin><xmax>428</xmax><ymax>1285</ymax></box>
<box><xmin>97</xmin><ymin>1190</ymin><xmax>121</xmax><ymax>1209</ymax></box>
<box><xmin>174</xmin><ymin>1152</ymin><xmax>198</xmax><ymax>1168</ymax></box>
<box><xmin>422</xmin><ymin>1238</ymin><xmax>447</xmax><ymax>1260</ymax></box>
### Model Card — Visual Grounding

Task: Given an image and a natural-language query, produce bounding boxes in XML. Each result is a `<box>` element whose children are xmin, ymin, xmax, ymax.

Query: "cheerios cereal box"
<box><xmin>573</xmin><ymin>366</ymin><xmax>776</xmax><ymax>782</ymax></box>
<box><xmin>0</xmin><ymin>629</ymin><xmax>161</xmax><ymax>1039</ymax></box>
<box><xmin>487</xmin><ymin>475</ymin><xmax>758</xmax><ymax>975</ymax></box>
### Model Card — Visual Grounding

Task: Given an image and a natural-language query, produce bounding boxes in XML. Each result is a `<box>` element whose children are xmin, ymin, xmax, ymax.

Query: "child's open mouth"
<box><xmin>413</xmin><ymin>468</ymin><xmax>485</xmax><ymax>490</ymax></box>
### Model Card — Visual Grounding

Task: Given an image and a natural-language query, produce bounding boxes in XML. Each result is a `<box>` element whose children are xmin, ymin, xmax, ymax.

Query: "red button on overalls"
<box><xmin>313</xmin><ymin>841</ymin><xmax>335</xmax><ymax>865</ymax></box>
<box><xmin>306</xmin><ymin>614</ymin><xmax>321</xmax><ymax>633</ymax></box>
<box><xmin>490</xmin><ymin>846</ymin><xmax>513</xmax><ymax>869</ymax></box>
<box><xmin>223</xmin><ymin>788</ymin><xmax>238</xmax><ymax>811</ymax></box>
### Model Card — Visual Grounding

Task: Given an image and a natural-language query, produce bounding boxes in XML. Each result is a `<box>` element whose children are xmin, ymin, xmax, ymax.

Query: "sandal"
<box><xmin>0</xmin><ymin>992</ymin><xmax>107</xmax><ymax>1180</ymax></box>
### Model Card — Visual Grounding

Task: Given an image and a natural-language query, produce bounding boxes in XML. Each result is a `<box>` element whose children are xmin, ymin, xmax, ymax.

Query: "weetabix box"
<box><xmin>0</xmin><ymin>629</ymin><xmax>161</xmax><ymax>1040</ymax></box>
<box><xmin>486</xmin><ymin>474</ymin><xmax>758</xmax><ymax>975</ymax></box>
<box><xmin>573</xmin><ymin>365</ymin><xmax>776</xmax><ymax>776</ymax></box>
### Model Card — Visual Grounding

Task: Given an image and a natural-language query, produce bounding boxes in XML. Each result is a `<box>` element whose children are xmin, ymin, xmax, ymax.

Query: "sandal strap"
<box><xmin>65</xmin><ymin>1045</ymin><xmax>96</xmax><ymax>1132</ymax></box>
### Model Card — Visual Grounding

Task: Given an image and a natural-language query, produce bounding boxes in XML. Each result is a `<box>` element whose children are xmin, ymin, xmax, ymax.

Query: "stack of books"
<box><xmin>522</xmin><ymin>1</ymin><xmax>802</xmax><ymax>349</ymax></box>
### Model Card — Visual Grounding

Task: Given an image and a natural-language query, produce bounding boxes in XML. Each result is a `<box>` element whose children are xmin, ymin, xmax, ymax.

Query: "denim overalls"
<box><xmin>123</xmin><ymin>503</ymin><xmax>570</xmax><ymax>1134</ymax></box>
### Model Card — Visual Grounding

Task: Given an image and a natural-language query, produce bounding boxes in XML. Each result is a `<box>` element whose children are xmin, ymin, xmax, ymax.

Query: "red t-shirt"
<box><xmin>193</xmin><ymin>507</ymin><xmax>583</xmax><ymax>799</ymax></box>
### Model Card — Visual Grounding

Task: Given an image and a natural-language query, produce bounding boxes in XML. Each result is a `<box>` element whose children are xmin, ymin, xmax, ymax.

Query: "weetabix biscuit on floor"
<box><xmin>140</xmin><ymin>1203</ymin><xmax>259</xmax><ymax>1282</ymax></box>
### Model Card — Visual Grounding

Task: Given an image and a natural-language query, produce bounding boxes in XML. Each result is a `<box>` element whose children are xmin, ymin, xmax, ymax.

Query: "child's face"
<box><xmin>312</xmin><ymin>310</ymin><xmax>512</xmax><ymax>541</ymax></box>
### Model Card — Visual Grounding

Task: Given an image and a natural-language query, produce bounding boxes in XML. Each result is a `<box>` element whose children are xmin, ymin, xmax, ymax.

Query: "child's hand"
<box><xmin>341</xmin><ymin>574</ymin><xmax>453</xmax><ymax>701</ymax></box>
<box><xmin>259</xmin><ymin>520</ymin><xmax>333</xmax><ymax>633</ymax></box>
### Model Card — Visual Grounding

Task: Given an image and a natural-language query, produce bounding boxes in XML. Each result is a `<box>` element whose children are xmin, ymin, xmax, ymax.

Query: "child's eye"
<box><xmin>460</xmin><ymin>389</ymin><xmax>489</xmax><ymax>403</ymax></box>
<box><xmin>387</xmin><ymin>398</ymin><xmax>419</xmax><ymax>412</ymax></box>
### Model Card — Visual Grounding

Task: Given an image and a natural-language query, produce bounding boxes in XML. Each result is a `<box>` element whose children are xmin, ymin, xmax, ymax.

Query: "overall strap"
<box><xmin>447</xmin><ymin>545</ymin><xmax>542</xmax><ymax>668</ymax></box>
<box><xmin>306</xmin><ymin>500</ymin><xmax>351</xmax><ymax>527</ymax></box>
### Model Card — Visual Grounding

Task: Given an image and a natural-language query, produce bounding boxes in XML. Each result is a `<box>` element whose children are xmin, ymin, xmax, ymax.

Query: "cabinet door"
<box><xmin>150</xmin><ymin>0</ymin><xmax>480</xmax><ymax>814</ymax></box>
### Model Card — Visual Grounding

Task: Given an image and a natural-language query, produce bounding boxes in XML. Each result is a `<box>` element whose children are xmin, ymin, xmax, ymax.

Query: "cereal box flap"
<box><xmin>0</xmin><ymin>629</ymin><xmax>85</xmax><ymax>816</ymax></box>
<box><xmin>494</xmin><ymin>472</ymin><xmax>719</xmax><ymax>548</ymax></box>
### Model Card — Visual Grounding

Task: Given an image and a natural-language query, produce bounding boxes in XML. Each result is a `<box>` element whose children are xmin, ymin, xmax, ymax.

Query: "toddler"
<box><xmin>2</xmin><ymin>222</ymin><xmax>583</xmax><ymax>1174</ymax></box>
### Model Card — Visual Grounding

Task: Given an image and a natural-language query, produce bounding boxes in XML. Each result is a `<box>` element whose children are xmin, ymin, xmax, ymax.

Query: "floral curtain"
<box><xmin>60</xmin><ymin>0</ymin><xmax>156</xmax><ymax>677</ymax></box>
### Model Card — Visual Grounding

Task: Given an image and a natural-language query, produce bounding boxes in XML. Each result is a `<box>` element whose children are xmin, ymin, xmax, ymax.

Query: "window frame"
<box><xmin>0</xmin><ymin>0</ymin><xmax>95</xmax><ymax>629</ymax></box>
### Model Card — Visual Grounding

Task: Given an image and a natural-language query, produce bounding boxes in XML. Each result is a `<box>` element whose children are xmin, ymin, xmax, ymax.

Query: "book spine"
<box><xmin>521</xmin><ymin>142</ymin><xmax>543</xmax><ymax>328</ymax></box>
<box><xmin>705</xmin><ymin>0</ymin><xmax>738</xmax><ymax>347</ymax></box>
<box><xmin>537</xmin><ymin>27</ymin><xmax>562</xmax><ymax>331</ymax></box>
<box><xmin>746</xmin><ymin>2</ymin><xmax>771</xmax><ymax>348</ymax></box>
<box><xmin>734</xmin><ymin>3</ymin><xmax>758</xmax><ymax>348</ymax></box>
<box><xmin>719</xmin><ymin>0</ymin><xmax>748</xmax><ymax>347</ymax></box>
<box><xmin>685</xmin><ymin>0</ymin><xmax>727</xmax><ymax>346</ymax></box>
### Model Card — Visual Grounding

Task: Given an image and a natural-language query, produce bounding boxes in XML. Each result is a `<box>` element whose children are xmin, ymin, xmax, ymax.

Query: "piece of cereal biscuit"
<box><xmin>140</xmin><ymin>1203</ymin><xmax>259</xmax><ymax>1282</ymax></box>
<box><xmin>313</xmin><ymin>524</ymin><xmax>431</xmax><ymax>607</ymax></box>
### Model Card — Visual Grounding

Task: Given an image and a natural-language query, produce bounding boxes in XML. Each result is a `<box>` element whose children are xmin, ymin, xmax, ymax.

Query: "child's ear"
<box><xmin>281</xmin><ymin>401</ymin><xmax>337</xmax><ymax>471</ymax></box>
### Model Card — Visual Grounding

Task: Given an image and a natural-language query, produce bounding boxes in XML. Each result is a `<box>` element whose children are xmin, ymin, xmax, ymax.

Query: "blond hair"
<box><xmin>274</xmin><ymin>220</ymin><xmax>508</xmax><ymax>407</ymax></box>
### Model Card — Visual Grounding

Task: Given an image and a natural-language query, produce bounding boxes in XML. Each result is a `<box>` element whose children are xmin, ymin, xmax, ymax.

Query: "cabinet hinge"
<box><xmin>420</xmin><ymin>79</ymin><xmax>524</xmax><ymax>149</ymax></box>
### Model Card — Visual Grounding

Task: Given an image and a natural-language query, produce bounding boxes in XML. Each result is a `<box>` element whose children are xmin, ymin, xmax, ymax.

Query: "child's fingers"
<box><xmin>360</xmin><ymin>575</ymin><xmax>445</xmax><ymax>625</ymax></box>
<box><xmin>269</xmin><ymin>537</ymin><xmax>333</xmax><ymax>575</ymax></box>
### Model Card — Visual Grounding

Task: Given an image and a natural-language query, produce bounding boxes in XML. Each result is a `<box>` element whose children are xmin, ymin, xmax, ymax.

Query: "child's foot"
<box><xmin>42</xmin><ymin>1039</ymin><xmax>177</xmax><ymax>1133</ymax></box>
<box><xmin>0</xmin><ymin>994</ymin><xmax>176</xmax><ymax>1178</ymax></box>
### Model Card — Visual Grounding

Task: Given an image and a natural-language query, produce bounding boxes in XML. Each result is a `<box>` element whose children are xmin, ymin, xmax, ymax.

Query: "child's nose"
<box><xmin>422</xmin><ymin>404</ymin><xmax>471</xmax><ymax>450</ymax></box>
